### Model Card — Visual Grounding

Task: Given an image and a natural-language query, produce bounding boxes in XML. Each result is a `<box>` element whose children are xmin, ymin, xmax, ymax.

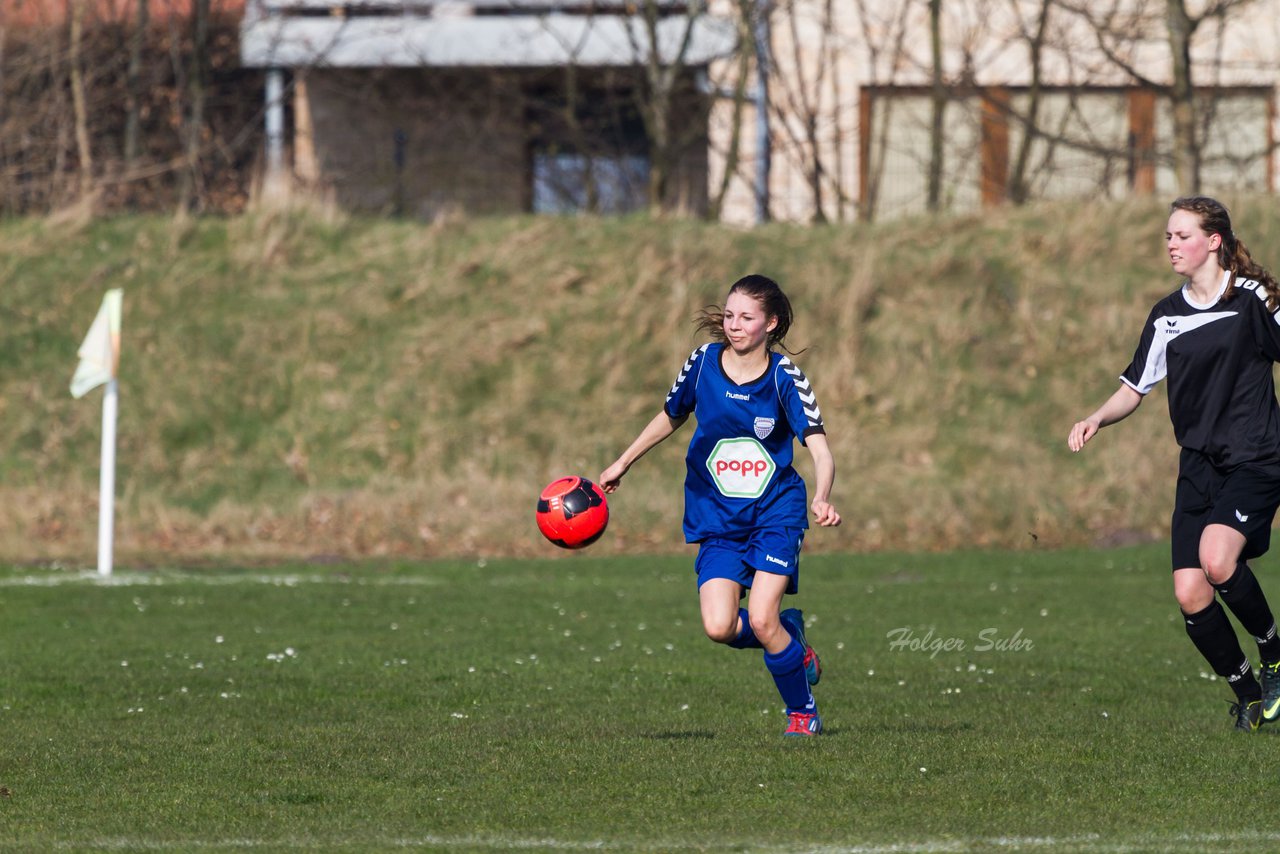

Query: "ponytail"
<box><xmin>1226</xmin><ymin>235</ymin><xmax>1280</xmax><ymax>311</ymax></box>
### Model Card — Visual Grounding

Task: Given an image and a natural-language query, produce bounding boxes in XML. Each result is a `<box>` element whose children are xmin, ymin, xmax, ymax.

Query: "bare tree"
<box><xmin>0</xmin><ymin>12</ymin><xmax>6</xmax><ymax>130</ymax></box>
<box><xmin>532</xmin><ymin>0</ymin><xmax>717</xmax><ymax>215</ymax></box>
<box><xmin>625</xmin><ymin>0</ymin><xmax>709</xmax><ymax>215</ymax></box>
<box><xmin>68</xmin><ymin>0</ymin><xmax>94</xmax><ymax>199</ymax></box>
<box><xmin>1058</xmin><ymin>0</ymin><xmax>1258</xmax><ymax>193</ymax></box>
<box><xmin>178</xmin><ymin>0</ymin><xmax>211</xmax><ymax>212</ymax></box>
<box><xmin>124</xmin><ymin>0</ymin><xmax>149</xmax><ymax>167</ymax></box>
<box><xmin>0</xmin><ymin>3</ymin><xmax>263</xmax><ymax>215</ymax></box>
<box><xmin>1007</xmin><ymin>0</ymin><xmax>1052</xmax><ymax>204</ymax></box>
<box><xmin>853</xmin><ymin>0</ymin><xmax>912</xmax><ymax>221</ymax></box>
<box><xmin>767</xmin><ymin>0</ymin><xmax>851</xmax><ymax>223</ymax></box>
<box><xmin>708</xmin><ymin>0</ymin><xmax>756</xmax><ymax>221</ymax></box>
<box><xmin>519</xmin><ymin>1</ymin><xmax>719</xmax><ymax>215</ymax></box>
<box><xmin>926</xmin><ymin>0</ymin><xmax>944</xmax><ymax>211</ymax></box>
<box><xmin>1164</xmin><ymin>0</ymin><xmax>1256</xmax><ymax>191</ymax></box>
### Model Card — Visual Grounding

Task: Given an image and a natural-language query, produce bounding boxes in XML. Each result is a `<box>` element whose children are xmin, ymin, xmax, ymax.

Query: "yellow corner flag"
<box><xmin>71</xmin><ymin>289</ymin><xmax>123</xmax><ymax>399</ymax></box>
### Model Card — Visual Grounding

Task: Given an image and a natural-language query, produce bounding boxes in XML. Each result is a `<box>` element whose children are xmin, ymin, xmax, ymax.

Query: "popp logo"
<box><xmin>706</xmin><ymin>437</ymin><xmax>776</xmax><ymax>498</ymax></box>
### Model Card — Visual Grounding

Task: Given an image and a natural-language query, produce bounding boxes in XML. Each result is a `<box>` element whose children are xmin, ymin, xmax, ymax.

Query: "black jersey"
<box><xmin>1121</xmin><ymin>273</ymin><xmax>1280</xmax><ymax>467</ymax></box>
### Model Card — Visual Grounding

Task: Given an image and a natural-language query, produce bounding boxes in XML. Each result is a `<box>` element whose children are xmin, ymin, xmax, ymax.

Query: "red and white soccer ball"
<box><xmin>536</xmin><ymin>476</ymin><xmax>609</xmax><ymax>549</ymax></box>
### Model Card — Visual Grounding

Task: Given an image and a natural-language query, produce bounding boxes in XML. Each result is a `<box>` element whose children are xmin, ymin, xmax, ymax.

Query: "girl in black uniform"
<box><xmin>1069</xmin><ymin>196</ymin><xmax>1280</xmax><ymax>732</ymax></box>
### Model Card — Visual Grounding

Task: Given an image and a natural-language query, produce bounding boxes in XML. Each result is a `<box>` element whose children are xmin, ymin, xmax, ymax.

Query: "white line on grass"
<box><xmin>45</xmin><ymin>831</ymin><xmax>1280</xmax><ymax>853</ymax></box>
<box><xmin>0</xmin><ymin>571</ymin><xmax>445</xmax><ymax>588</ymax></box>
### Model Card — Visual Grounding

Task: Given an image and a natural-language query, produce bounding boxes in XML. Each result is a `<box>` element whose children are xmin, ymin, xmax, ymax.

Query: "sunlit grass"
<box><xmin>2</xmin><ymin>545</ymin><xmax>1280</xmax><ymax>851</ymax></box>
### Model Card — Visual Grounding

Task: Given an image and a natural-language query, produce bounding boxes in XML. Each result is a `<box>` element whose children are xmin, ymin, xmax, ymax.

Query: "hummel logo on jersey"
<box><xmin>765</xmin><ymin>554</ymin><xmax>789</xmax><ymax>568</ymax></box>
<box><xmin>725</xmin><ymin>391</ymin><xmax>750</xmax><ymax>401</ymax></box>
<box><xmin>1237</xmin><ymin>510</ymin><xmax>1250</xmax><ymax>522</ymax></box>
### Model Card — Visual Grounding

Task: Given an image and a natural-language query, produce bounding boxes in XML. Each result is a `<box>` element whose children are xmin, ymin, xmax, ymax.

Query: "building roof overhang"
<box><xmin>241</xmin><ymin>7</ymin><xmax>738</xmax><ymax>68</ymax></box>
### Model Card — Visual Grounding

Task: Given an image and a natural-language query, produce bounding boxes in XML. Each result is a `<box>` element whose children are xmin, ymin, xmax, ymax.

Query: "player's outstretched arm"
<box><xmin>804</xmin><ymin>433</ymin><xmax>841</xmax><ymax>527</ymax></box>
<box><xmin>1067</xmin><ymin>385</ymin><xmax>1143</xmax><ymax>452</ymax></box>
<box><xmin>599</xmin><ymin>410</ymin><xmax>688</xmax><ymax>493</ymax></box>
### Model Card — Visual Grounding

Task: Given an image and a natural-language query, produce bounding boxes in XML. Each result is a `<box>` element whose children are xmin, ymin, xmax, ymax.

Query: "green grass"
<box><xmin>4</xmin><ymin>544</ymin><xmax>1280</xmax><ymax>852</ymax></box>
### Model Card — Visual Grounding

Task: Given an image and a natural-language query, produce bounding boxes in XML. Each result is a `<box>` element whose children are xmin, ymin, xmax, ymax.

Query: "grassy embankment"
<box><xmin>5</xmin><ymin>196</ymin><xmax>1278</xmax><ymax>565</ymax></box>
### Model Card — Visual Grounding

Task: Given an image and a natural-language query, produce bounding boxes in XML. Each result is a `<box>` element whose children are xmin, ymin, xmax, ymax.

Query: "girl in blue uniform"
<box><xmin>600</xmin><ymin>274</ymin><xmax>841</xmax><ymax>737</ymax></box>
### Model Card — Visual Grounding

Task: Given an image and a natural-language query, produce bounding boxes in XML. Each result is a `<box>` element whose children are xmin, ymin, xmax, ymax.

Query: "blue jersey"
<box><xmin>664</xmin><ymin>343</ymin><xmax>826</xmax><ymax>542</ymax></box>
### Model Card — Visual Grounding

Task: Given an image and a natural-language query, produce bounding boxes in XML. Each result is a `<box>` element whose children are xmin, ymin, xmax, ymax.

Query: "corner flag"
<box><xmin>71</xmin><ymin>289</ymin><xmax>123</xmax><ymax>578</ymax></box>
<box><xmin>71</xmin><ymin>289</ymin><xmax>122</xmax><ymax>399</ymax></box>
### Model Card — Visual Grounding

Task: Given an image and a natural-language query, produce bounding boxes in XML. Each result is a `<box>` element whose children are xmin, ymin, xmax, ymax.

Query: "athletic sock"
<box><xmin>763</xmin><ymin>637</ymin><xmax>814</xmax><ymax>712</ymax></box>
<box><xmin>728</xmin><ymin>608</ymin><xmax>762</xmax><ymax>649</ymax></box>
<box><xmin>1183</xmin><ymin>600</ymin><xmax>1261</xmax><ymax>702</ymax></box>
<box><xmin>1214</xmin><ymin>562</ymin><xmax>1280</xmax><ymax>663</ymax></box>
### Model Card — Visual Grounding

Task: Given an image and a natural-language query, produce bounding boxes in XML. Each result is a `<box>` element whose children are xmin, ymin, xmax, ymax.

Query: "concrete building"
<box><xmin>736</xmin><ymin>0</ymin><xmax>1280</xmax><ymax>225</ymax></box>
<box><xmin>241</xmin><ymin>0</ymin><xmax>1280</xmax><ymax>223</ymax></box>
<box><xmin>240</xmin><ymin>0</ymin><xmax>736</xmax><ymax>217</ymax></box>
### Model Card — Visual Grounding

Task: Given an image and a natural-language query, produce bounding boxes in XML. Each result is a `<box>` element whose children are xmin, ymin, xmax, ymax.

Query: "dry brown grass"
<box><xmin>3</xmin><ymin>195</ymin><xmax>1277</xmax><ymax>565</ymax></box>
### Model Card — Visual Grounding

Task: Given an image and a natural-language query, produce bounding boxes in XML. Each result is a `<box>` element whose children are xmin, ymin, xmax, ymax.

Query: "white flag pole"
<box><xmin>98</xmin><ymin>377</ymin><xmax>118</xmax><ymax>579</ymax></box>
<box><xmin>72</xmin><ymin>288</ymin><xmax>123</xmax><ymax>579</ymax></box>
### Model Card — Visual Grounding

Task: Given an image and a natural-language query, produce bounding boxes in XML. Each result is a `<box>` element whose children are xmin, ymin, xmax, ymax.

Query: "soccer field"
<box><xmin>3</xmin><ymin>544</ymin><xmax>1279</xmax><ymax>852</ymax></box>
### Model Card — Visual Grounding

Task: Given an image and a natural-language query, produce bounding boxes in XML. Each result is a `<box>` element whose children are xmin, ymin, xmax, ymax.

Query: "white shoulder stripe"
<box><xmin>777</xmin><ymin>356</ymin><xmax>823</xmax><ymax>427</ymax></box>
<box><xmin>1242</xmin><ymin>279</ymin><xmax>1280</xmax><ymax>326</ymax></box>
<box><xmin>666</xmin><ymin>344</ymin><xmax>710</xmax><ymax>402</ymax></box>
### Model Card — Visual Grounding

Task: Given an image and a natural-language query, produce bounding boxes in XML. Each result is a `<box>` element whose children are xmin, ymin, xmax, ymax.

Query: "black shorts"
<box><xmin>1171</xmin><ymin>449</ymin><xmax>1280</xmax><ymax>570</ymax></box>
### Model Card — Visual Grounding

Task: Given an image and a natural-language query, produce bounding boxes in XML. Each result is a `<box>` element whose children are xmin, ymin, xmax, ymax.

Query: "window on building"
<box><xmin>532</xmin><ymin>152</ymin><xmax>650</xmax><ymax>214</ymax></box>
<box><xmin>526</xmin><ymin>73</ymin><xmax>651</xmax><ymax>215</ymax></box>
<box><xmin>859</xmin><ymin>85</ymin><xmax>1274</xmax><ymax>220</ymax></box>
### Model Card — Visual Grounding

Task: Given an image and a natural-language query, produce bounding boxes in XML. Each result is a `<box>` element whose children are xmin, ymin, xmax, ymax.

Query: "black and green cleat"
<box><xmin>1260</xmin><ymin>660</ymin><xmax>1280</xmax><ymax>723</ymax></box>
<box><xmin>1230</xmin><ymin>699</ymin><xmax>1263</xmax><ymax>732</ymax></box>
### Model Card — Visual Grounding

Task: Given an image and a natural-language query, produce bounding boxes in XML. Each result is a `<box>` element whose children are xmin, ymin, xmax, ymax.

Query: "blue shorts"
<box><xmin>695</xmin><ymin>527</ymin><xmax>805</xmax><ymax>594</ymax></box>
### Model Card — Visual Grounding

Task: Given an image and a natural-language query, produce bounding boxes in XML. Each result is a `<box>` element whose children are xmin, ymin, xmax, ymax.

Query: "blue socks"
<box><xmin>764</xmin><ymin>637</ymin><xmax>814</xmax><ymax>713</ymax></box>
<box><xmin>723</xmin><ymin>611</ymin><xmax>816</xmax><ymax>715</ymax></box>
<box><xmin>727</xmin><ymin>607</ymin><xmax>762</xmax><ymax>649</ymax></box>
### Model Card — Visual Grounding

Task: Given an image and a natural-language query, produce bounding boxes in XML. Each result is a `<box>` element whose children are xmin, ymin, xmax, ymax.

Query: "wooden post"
<box><xmin>981</xmin><ymin>87</ymin><xmax>1009</xmax><ymax>207</ymax></box>
<box><xmin>1128</xmin><ymin>88</ymin><xmax>1156</xmax><ymax>195</ymax></box>
<box><xmin>858</xmin><ymin>88</ymin><xmax>872</xmax><ymax>220</ymax></box>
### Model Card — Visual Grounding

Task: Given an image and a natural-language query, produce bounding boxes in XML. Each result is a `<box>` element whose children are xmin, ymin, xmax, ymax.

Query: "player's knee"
<box><xmin>748</xmin><ymin>612</ymin><xmax>781</xmax><ymax>646</ymax></box>
<box><xmin>1198</xmin><ymin>554</ymin><xmax>1236</xmax><ymax>586</ymax></box>
<box><xmin>702</xmin><ymin>616</ymin><xmax>738</xmax><ymax>645</ymax></box>
<box><xmin>1175</xmin><ymin>584</ymin><xmax>1213</xmax><ymax>614</ymax></box>
<box><xmin>1173</xmin><ymin>565</ymin><xmax>1215</xmax><ymax>613</ymax></box>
